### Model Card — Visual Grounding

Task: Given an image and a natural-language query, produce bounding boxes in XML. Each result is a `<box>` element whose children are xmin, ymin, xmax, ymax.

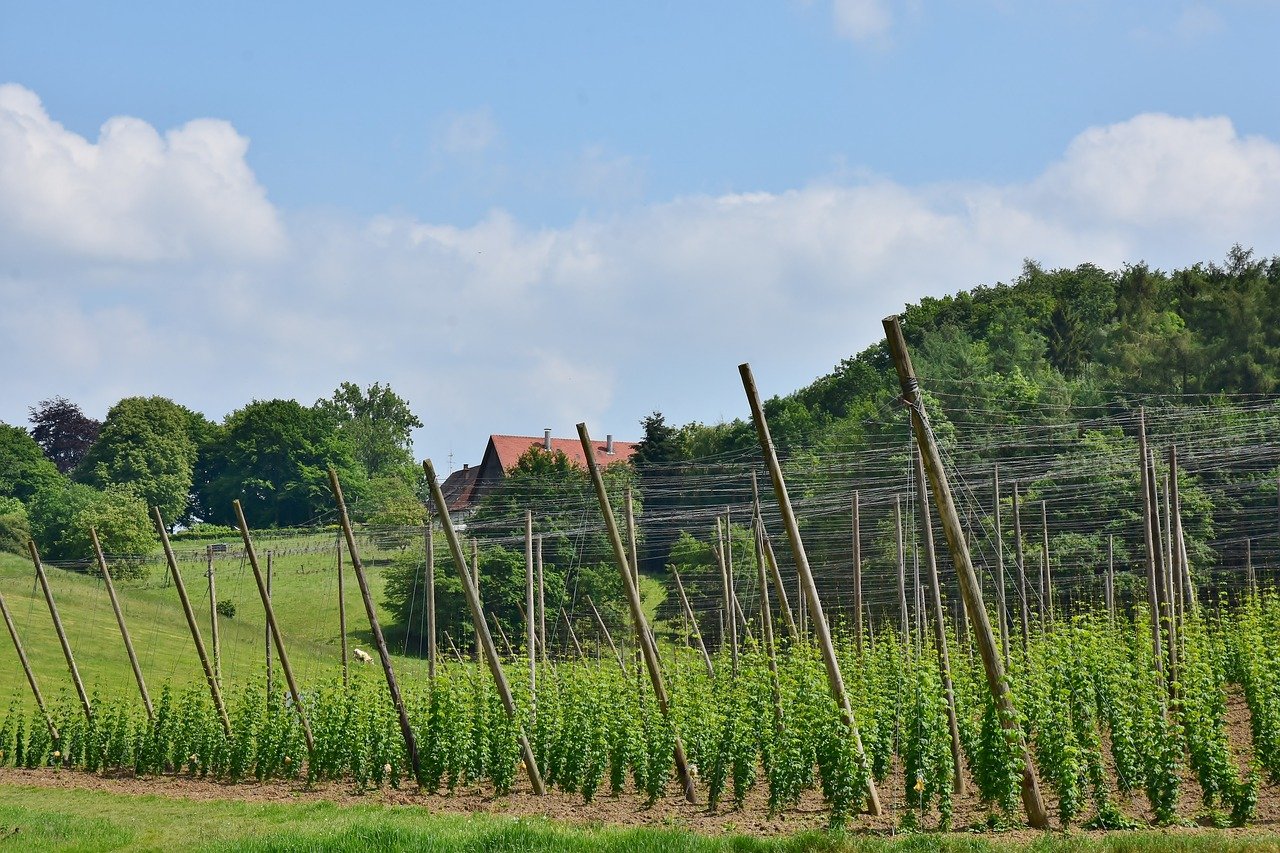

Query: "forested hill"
<box><xmin>634</xmin><ymin>247</ymin><xmax>1280</xmax><ymax>614</ymax></box>
<box><xmin>638</xmin><ymin>245</ymin><xmax>1280</xmax><ymax>463</ymax></box>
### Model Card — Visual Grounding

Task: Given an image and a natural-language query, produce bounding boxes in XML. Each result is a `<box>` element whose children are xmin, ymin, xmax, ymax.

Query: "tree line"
<box><xmin>0</xmin><ymin>382</ymin><xmax>425</xmax><ymax>571</ymax></box>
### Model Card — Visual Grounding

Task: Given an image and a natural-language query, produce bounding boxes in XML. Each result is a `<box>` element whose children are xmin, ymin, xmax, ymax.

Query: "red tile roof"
<box><xmin>489</xmin><ymin>434</ymin><xmax>638</xmax><ymax>473</ymax></box>
<box><xmin>439</xmin><ymin>464</ymin><xmax>482</xmax><ymax>513</ymax></box>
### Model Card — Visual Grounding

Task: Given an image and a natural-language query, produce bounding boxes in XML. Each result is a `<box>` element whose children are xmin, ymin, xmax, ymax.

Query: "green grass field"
<box><xmin>1</xmin><ymin>781</ymin><xmax>1278</xmax><ymax>852</ymax></box>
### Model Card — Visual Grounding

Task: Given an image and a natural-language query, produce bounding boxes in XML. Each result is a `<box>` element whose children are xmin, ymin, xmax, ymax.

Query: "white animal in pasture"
<box><xmin>352</xmin><ymin>647</ymin><xmax>373</xmax><ymax>664</ymax></box>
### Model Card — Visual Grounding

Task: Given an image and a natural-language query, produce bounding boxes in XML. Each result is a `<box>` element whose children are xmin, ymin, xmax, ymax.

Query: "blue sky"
<box><xmin>3</xmin><ymin>1</ymin><xmax>1280</xmax><ymax>468</ymax></box>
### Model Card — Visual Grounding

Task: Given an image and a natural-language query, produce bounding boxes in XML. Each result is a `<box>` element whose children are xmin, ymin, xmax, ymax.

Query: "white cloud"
<box><xmin>0</xmin><ymin>84</ymin><xmax>283</xmax><ymax>265</ymax></box>
<box><xmin>832</xmin><ymin>0</ymin><xmax>893</xmax><ymax>43</ymax></box>
<box><xmin>3</xmin><ymin>89</ymin><xmax>1280</xmax><ymax>465</ymax></box>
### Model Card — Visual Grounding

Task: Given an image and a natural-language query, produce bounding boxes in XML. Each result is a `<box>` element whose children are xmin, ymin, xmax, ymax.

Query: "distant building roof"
<box><xmin>437</xmin><ymin>431</ymin><xmax>638</xmax><ymax>516</ymax></box>
<box><xmin>488</xmin><ymin>433</ymin><xmax>638</xmax><ymax>472</ymax></box>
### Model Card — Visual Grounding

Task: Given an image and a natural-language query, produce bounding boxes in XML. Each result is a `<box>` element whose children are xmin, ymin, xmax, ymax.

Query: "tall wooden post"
<box><xmin>92</xmin><ymin>529</ymin><xmax>153</xmax><ymax>721</ymax></box>
<box><xmin>994</xmin><ymin>466</ymin><xmax>1009</xmax><ymax>665</ymax></box>
<box><xmin>1137</xmin><ymin>410</ymin><xmax>1165</xmax><ymax>678</ymax></box>
<box><xmin>754</xmin><ymin>515</ymin><xmax>785</xmax><ymax>729</ymax></box>
<box><xmin>739</xmin><ymin>366</ymin><xmax>883</xmax><ymax>816</ymax></box>
<box><xmin>337</xmin><ymin>534</ymin><xmax>349</xmax><ymax>688</ymax></box>
<box><xmin>537</xmin><ymin>535</ymin><xmax>547</xmax><ymax>666</ymax></box>
<box><xmin>329</xmin><ymin>467</ymin><xmax>424</xmax><ymax>787</ymax></box>
<box><xmin>578</xmin><ymin>422</ymin><xmax>698</xmax><ymax>803</ymax></box>
<box><xmin>425</xmin><ymin>516</ymin><xmax>436</xmax><ymax>680</ymax></box>
<box><xmin>716</xmin><ymin>518</ymin><xmax>738</xmax><ymax>673</ymax></box>
<box><xmin>1040</xmin><ymin>502</ymin><xmax>1053</xmax><ymax>630</ymax></box>
<box><xmin>525</xmin><ymin>511</ymin><xmax>536</xmax><ymax>712</ymax></box>
<box><xmin>154</xmin><ymin>507</ymin><xmax>232</xmax><ymax>739</ymax></box>
<box><xmin>207</xmin><ymin>546</ymin><xmax>220</xmax><ymax>686</ymax></box>
<box><xmin>1012</xmin><ymin>484</ymin><xmax>1031</xmax><ymax>650</ymax></box>
<box><xmin>423</xmin><ymin>458</ymin><xmax>546</xmax><ymax>794</ymax></box>
<box><xmin>234</xmin><ymin>501</ymin><xmax>315</xmax><ymax>755</ymax></box>
<box><xmin>895</xmin><ymin>495</ymin><xmax>908</xmax><ymax>646</ymax></box>
<box><xmin>28</xmin><ymin>541</ymin><xmax>92</xmax><ymax>723</ymax></box>
<box><xmin>751</xmin><ymin>472</ymin><xmax>798</xmax><ymax>642</ymax></box>
<box><xmin>915</xmin><ymin>448</ymin><xmax>966</xmax><ymax>794</ymax></box>
<box><xmin>672</xmin><ymin>567</ymin><xmax>715</xmax><ymax>678</ymax></box>
<box><xmin>882</xmin><ymin>316</ymin><xmax>1048</xmax><ymax>829</ymax></box>
<box><xmin>0</xmin><ymin>589</ymin><xmax>58</xmax><ymax>742</ymax></box>
<box><xmin>265</xmin><ymin>550</ymin><xmax>274</xmax><ymax>698</ymax></box>
<box><xmin>853</xmin><ymin>492</ymin><xmax>864</xmax><ymax>656</ymax></box>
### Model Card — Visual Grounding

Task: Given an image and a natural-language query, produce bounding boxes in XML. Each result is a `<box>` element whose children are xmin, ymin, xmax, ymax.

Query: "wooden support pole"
<box><xmin>92</xmin><ymin>528</ymin><xmax>153</xmax><ymax>721</ymax></box>
<box><xmin>915</xmin><ymin>448</ymin><xmax>966</xmax><ymax>794</ymax></box>
<box><xmin>739</xmin><ymin>364</ymin><xmax>883</xmax><ymax>816</ymax></box>
<box><xmin>672</xmin><ymin>567</ymin><xmax>715</xmax><ymax>678</ymax></box>
<box><xmin>28</xmin><ymin>541</ymin><xmax>92</xmax><ymax>723</ymax></box>
<box><xmin>994</xmin><ymin>466</ymin><xmax>1010</xmax><ymax>666</ymax></box>
<box><xmin>494</xmin><ymin>616</ymin><xmax>515</xmax><ymax>658</ymax></box>
<box><xmin>426</xmin><ymin>514</ymin><xmax>436</xmax><ymax>680</ymax></box>
<box><xmin>153</xmin><ymin>507</ymin><xmax>231</xmax><ymax>739</ymax></box>
<box><xmin>754</xmin><ymin>513</ymin><xmax>785</xmax><ymax>730</ymax></box>
<box><xmin>525</xmin><ymin>511</ymin><xmax>535</xmax><ymax>714</ymax></box>
<box><xmin>895</xmin><ymin>495</ymin><xmax>908</xmax><ymax>647</ymax></box>
<box><xmin>853</xmin><ymin>491</ymin><xmax>864</xmax><ymax>656</ymax></box>
<box><xmin>587</xmin><ymin>594</ymin><xmax>626</xmax><ymax>673</ymax></box>
<box><xmin>1040</xmin><ymin>501</ymin><xmax>1053</xmax><ymax>628</ymax></box>
<box><xmin>761</xmin><ymin>534</ymin><xmax>799</xmax><ymax>642</ymax></box>
<box><xmin>1012</xmin><ymin>484</ymin><xmax>1031</xmax><ymax>650</ymax></box>
<box><xmin>537</xmin><ymin>535</ymin><xmax>547</xmax><ymax>667</ymax></box>
<box><xmin>1137</xmin><ymin>410</ymin><xmax>1165</xmax><ymax>678</ymax></box>
<box><xmin>265</xmin><ymin>550</ymin><xmax>274</xmax><ymax>698</ymax></box>
<box><xmin>423</xmin><ymin>459</ymin><xmax>545</xmax><ymax>794</ymax></box>
<box><xmin>330</xmin><ymin>467</ymin><xmax>424</xmax><ymax>787</ymax></box>
<box><xmin>206</xmin><ymin>545</ymin><xmax>220</xmax><ymax>686</ymax></box>
<box><xmin>882</xmin><ymin>316</ymin><xmax>1048</xmax><ymax>829</ymax></box>
<box><xmin>0</xmin><ymin>588</ymin><xmax>59</xmax><ymax>742</ymax></box>
<box><xmin>560</xmin><ymin>607</ymin><xmax>585</xmax><ymax>659</ymax></box>
<box><xmin>338</xmin><ymin>533</ymin><xmax>349</xmax><ymax>688</ymax></box>
<box><xmin>445</xmin><ymin>632</ymin><xmax>465</xmax><ymax>664</ymax></box>
<box><xmin>578</xmin><ymin>422</ymin><xmax>698</xmax><ymax>804</ymax></box>
<box><xmin>715</xmin><ymin>520</ymin><xmax>738</xmax><ymax>673</ymax></box>
<box><xmin>233</xmin><ymin>501</ymin><xmax>316</xmax><ymax>755</ymax></box>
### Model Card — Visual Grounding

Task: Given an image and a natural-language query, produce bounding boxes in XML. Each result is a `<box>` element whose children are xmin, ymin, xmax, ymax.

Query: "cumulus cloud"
<box><xmin>2</xmin><ymin>89</ymin><xmax>1279</xmax><ymax>465</ymax></box>
<box><xmin>832</xmin><ymin>0</ymin><xmax>893</xmax><ymax>43</ymax></box>
<box><xmin>0</xmin><ymin>84</ymin><xmax>283</xmax><ymax>265</ymax></box>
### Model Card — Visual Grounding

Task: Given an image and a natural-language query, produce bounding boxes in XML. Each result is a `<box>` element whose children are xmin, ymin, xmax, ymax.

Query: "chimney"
<box><xmin>462</xmin><ymin>463</ymin><xmax>469</xmax><ymax>470</ymax></box>
<box><xmin>544</xmin><ymin>428</ymin><xmax>552</xmax><ymax>450</ymax></box>
<box><xmin>606</xmin><ymin>434</ymin><xmax>614</xmax><ymax>454</ymax></box>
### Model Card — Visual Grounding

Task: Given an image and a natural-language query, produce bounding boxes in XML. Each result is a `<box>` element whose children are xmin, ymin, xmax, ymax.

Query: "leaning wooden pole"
<box><xmin>329</xmin><ymin>468</ymin><xmax>424</xmax><ymax>787</ymax></box>
<box><xmin>0</xmin><ymin>588</ymin><xmax>58</xmax><ymax>743</ymax></box>
<box><xmin>672</xmin><ymin>567</ymin><xmax>715</xmax><ymax>678</ymax></box>
<box><xmin>28</xmin><ymin>541</ymin><xmax>93</xmax><ymax>723</ymax></box>
<box><xmin>234</xmin><ymin>501</ymin><xmax>316</xmax><ymax>755</ymax></box>
<box><xmin>882</xmin><ymin>316</ymin><xmax>1048</xmax><ymax>829</ymax></box>
<box><xmin>423</xmin><ymin>459</ymin><xmax>546</xmax><ymax>795</ymax></box>
<box><xmin>914</xmin><ymin>448</ymin><xmax>966</xmax><ymax>794</ymax></box>
<box><xmin>578</xmin><ymin>422</ymin><xmax>698</xmax><ymax>804</ymax></box>
<box><xmin>525</xmin><ymin>510</ymin><xmax>536</xmax><ymax>713</ymax></box>
<box><xmin>153</xmin><ymin>507</ymin><xmax>231</xmax><ymax>738</ymax></box>
<box><xmin>91</xmin><ymin>528</ymin><xmax>153</xmax><ymax>721</ymax></box>
<box><xmin>751</xmin><ymin>472</ymin><xmax>799</xmax><ymax>643</ymax></box>
<box><xmin>206</xmin><ymin>546</ymin><xmax>221</xmax><ymax>685</ymax></box>
<box><xmin>739</xmin><ymin>364</ymin><xmax>883</xmax><ymax>816</ymax></box>
<box><xmin>587</xmin><ymin>594</ymin><xmax>627</xmax><ymax>674</ymax></box>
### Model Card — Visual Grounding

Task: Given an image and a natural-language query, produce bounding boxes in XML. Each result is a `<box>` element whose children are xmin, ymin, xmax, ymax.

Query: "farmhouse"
<box><xmin>439</xmin><ymin>429</ymin><xmax>637</xmax><ymax>524</ymax></box>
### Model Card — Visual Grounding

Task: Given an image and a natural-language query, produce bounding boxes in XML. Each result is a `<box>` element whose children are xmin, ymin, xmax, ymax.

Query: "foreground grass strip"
<box><xmin>1</xmin><ymin>785</ymin><xmax>1279</xmax><ymax>852</ymax></box>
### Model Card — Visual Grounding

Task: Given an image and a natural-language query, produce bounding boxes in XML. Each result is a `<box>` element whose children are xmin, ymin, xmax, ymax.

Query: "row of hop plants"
<box><xmin>0</xmin><ymin>591</ymin><xmax>1275</xmax><ymax>830</ymax></box>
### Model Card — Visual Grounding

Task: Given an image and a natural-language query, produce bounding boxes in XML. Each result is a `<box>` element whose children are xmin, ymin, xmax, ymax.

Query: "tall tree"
<box><xmin>316</xmin><ymin>381</ymin><xmax>423</xmax><ymax>479</ymax></box>
<box><xmin>75</xmin><ymin>397</ymin><xmax>200</xmax><ymax>526</ymax></box>
<box><xmin>0</xmin><ymin>423</ymin><xmax>62</xmax><ymax>502</ymax></box>
<box><xmin>200</xmin><ymin>399</ymin><xmax>365</xmax><ymax>527</ymax></box>
<box><xmin>28</xmin><ymin>397</ymin><xmax>100</xmax><ymax>473</ymax></box>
